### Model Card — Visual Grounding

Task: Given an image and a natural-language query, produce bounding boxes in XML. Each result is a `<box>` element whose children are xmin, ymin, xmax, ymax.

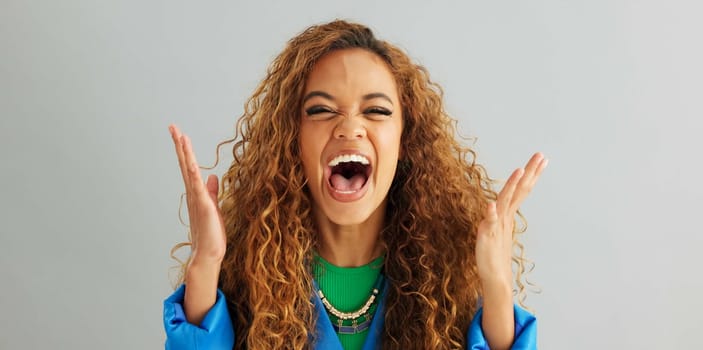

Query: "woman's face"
<box><xmin>300</xmin><ymin>48</ymin><xmax>403</xmax><ymax>227</ymax></box>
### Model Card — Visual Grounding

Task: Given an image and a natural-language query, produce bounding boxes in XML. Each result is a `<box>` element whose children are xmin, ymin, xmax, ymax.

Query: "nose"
<box><xmin>334</xmin><ymin>116</ymin><xmax>366</xmax><ymax>140</ymax></box>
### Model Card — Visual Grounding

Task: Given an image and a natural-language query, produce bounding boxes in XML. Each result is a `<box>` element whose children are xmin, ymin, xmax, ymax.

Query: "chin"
<box><xmin>324</xmin><ymin>205</ymin><xmax>376</xmax><ymax>226</ymax></box>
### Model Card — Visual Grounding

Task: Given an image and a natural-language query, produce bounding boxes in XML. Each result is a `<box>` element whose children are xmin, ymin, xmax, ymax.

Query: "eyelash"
<box><xmin>305</xmin><ymin>106</ymin><xmax>392</xmax><ymax>117</ymax></box>
<box><xmin>305</xmin><ymin>106</ymin><xmax>334</xmax><ymax>116</ymax></box>
<box><xmin>365</xmin><ymin>107</ymin><xmax>392</xmax><ymax>116</ymax></box>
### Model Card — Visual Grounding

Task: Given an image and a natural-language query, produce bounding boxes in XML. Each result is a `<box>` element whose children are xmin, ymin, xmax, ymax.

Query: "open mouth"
<box><xmin>327</xmin><ymin>154</ymin><xmax>371</xmax><ymax>193</ymax></box>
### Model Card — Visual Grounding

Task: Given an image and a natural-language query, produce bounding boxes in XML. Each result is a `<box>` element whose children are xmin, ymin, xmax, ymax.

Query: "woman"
<box><xmin>163</xmin><ymin>20</ymin><xmax>547</xmax><ymax>350</ymax></box>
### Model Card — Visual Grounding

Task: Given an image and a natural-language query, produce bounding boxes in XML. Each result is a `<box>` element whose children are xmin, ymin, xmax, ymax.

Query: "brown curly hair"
<box><xmin>173</xmin><ymin>19</ymin><xmax>532</xmax><ymax>349</ymax></box>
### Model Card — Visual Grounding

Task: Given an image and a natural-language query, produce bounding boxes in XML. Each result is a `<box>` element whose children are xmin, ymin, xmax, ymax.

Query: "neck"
<box><xmin>314</xmin><ymin>204</ymin><xmax>386</xmax><ymax>268</ymax></box>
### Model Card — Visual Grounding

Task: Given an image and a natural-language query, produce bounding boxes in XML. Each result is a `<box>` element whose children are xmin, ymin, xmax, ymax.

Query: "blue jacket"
<box><xmin>163</xmin><ymin>284</ymin><xmax>537</xmax><ymax>349</ymax></box>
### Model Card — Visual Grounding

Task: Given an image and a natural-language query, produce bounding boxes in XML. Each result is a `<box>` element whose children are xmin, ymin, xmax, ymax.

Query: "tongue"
<box><xmin>330</xmin><ymin>173</ymin><xmax>366</xmax><ymax>192</ymax></box>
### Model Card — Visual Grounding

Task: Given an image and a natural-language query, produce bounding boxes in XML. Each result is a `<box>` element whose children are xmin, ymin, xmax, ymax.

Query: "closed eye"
<box><xmin>305</xmin><ymin>105</ymin><xmax>337</xmax><ymax>119</ymax></box>
<box><xmin>364</xmin><ymin>107</ymin><xmax>393</xmax><ymax>119</ymax></box>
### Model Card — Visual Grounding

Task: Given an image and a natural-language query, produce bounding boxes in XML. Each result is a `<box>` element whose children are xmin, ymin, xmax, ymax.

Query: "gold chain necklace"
<box><xmin>314</xmin><ymin>273</ymin><xmax>385</xmax><ymax>334</ymax></box>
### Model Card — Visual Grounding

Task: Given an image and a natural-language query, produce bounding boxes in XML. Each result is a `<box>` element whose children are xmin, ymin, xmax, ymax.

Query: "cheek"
<box><xmin>375</xmin><ymin>127</ymin><xmax>403</xmax><ymax>173</ymax></box>
<box><xmin>299</xmin><ymin>145</ymin><xmax>316</xmax><ymax>178</ymax></box>
<box><xmin>299</xmin><ymin>125</ymin><xmax>325</xmax><ymax>177</ymax></box>
<box><xmin>298</xmin><ymin>129</ymin><xmax>312</xmax><ymax>174</ymax></box>
<box><xmin>383</xmin><ymin>126</ymin><xmax>403</xmax><ymax>158</ymax></box>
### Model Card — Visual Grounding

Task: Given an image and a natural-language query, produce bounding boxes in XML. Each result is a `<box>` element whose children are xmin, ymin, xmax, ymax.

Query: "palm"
<box><xmin>475</xmin><ymin>153</ymin><xmax>548</xmax><ymax>285</ymax></box>
<box><xmin>169</xmin><ymin>125</ymin><xmax>227</xmax><ymax>266</ymax></box>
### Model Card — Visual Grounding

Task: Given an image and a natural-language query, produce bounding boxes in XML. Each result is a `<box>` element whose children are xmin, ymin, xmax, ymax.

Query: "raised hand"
<box><xmin>169</xmin><ymin>124</ymin><xmax>227</xmax><ymax>325</ymax></box>
<box><xmin>475</xmin><ymin>152</ymin><xmax>548</xmax><ymax>350</ymax></box>
<box><xmin>476</xmin><ymin>152</ymin><xmax>547</xmax><ymax>285</ymax></box>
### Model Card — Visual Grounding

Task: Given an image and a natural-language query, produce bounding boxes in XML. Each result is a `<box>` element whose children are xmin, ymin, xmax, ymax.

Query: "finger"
<box><xmin>169</xmin><ymin>125</ymin><xmax>190</xmax><ymax>189</ymax></box>
<box><xmin>180</xmin><ymin>135</ymin><xmax>208</xmax><ymax>246</ymax></box>
<box><xmin>529</xmin><ymin>158</ymin><xmax>548</xmax><ymax>188</ymax></box>
<box><xmin>181</xmin><ymin>135</ymin><xmax>207</xmax><ymax>200</ymax></box>
<box><xmin>517</xmin><ymin>153</ymin><xmax>544</xmax><ymax>189</ymax></box>
<box><xmin>509</xmin><ymin>153</ymin><xmax>548</xmax><ymax>212</ymax></box>
<box><xmin>496</xmin><ymin>167</ymin><xmax>524</xmax><ymax>217</ymax></box>
<box><xmin>170</xmin><ymin>125</ymin><xmax>196</xmax><ymax>230</ymax></box>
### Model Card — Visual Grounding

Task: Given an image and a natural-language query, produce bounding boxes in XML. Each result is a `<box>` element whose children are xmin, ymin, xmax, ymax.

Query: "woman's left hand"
<box><xmin>475</xmin><ymin>152</ymin><xmax>548</xmax><ymax>290</ymax></box>
<box><xmin>475</xmin><ymin>152</ymin><xmax>547</xmax><ymax>350</ymax></box>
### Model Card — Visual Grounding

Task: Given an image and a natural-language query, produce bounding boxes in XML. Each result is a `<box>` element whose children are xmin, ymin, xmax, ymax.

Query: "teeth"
<box><xmin>328</xmin><ymin>154</ymin><xmax>370</xmax><ymax>167</ymax></box>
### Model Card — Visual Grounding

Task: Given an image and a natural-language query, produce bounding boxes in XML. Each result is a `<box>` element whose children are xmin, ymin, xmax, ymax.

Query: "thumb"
<box><xmin>485</xmin><ymin>202</ymin><xmax>498</xmax><ymax>224</ymax></box>
<box><xmin>478</xmin><ymin>202</ymin><xmax>499</xmax><ymax>237</ymax></box>
<box><xmin>206</xmin><ymin>174</ymin><xmax>219</xmax><ymax>204</ymax></box>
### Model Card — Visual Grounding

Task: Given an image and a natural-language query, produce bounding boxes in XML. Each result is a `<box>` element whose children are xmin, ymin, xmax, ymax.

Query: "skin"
<box><xmin>299</xmin><ymin>48</ymin><xmax>403</xmax><ymax>267</ymax></box>
<box><xmin>477</xmin><ymin>153</ymin><xmax>548</xmax><ymax>350</ymax></box>
<box><xmin>167</xmin><ymin>48</ymin><xmax>548</xmax><ymax>349</ymax></box>
<box><xmin>168</xmin><ymin>126</ymin><xmax>226</xmax><ymax>327</ymax></box>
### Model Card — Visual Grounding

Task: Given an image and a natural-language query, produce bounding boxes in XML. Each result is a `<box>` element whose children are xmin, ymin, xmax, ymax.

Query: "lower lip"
<box><xmin>325</xmin><ymin>176</ymin><xmax>370</xmax><ymax>202</ymax></box>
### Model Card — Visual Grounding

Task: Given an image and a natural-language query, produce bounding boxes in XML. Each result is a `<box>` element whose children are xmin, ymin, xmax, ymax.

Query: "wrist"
<box><xmin>188</xmin><ymin>251</ymin><xmax>224</xmax><ymax>270</ymax></box>
<box><xmin>481</xmin><ymin>278</ymin><xmax>513</xmax><ymax>306</ymax></box>
<box><xmin>185</xmin><ymin>259</ymin><xmax>222</xmax><ymax>286</ymax></box>
<box><xmin>183</xmin><ymin>260</ymin><xmax>221</xmax><ymax>326</ymax></box>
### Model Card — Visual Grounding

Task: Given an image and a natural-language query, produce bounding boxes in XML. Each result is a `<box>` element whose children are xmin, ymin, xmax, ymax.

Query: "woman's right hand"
<box><xmin>169</xmin><ymin>124</ymin><xmax>227</xmax><ymax>325</ymax></box>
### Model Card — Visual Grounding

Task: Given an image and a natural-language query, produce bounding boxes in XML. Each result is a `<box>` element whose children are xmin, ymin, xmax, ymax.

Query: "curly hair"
<box><xmin>172</xmin><ymin>19</ymin><xmax>532</xmax><ymax>349</ymax></box>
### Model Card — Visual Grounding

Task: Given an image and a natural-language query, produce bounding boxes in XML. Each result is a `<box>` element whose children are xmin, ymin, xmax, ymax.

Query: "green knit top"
<box><xmin>312</xmin><ymin>254</ymin><xmax>385</xmax><ymax>350</ymax></box>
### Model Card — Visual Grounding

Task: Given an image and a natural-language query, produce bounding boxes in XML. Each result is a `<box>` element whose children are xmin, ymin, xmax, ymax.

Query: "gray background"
<box><xmin>1</xmin><ymin>0</ymin><xmax>701</xmax><ymax>348</ymax></box>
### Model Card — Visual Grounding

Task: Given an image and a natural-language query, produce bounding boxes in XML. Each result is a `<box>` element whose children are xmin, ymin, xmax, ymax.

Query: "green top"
<box><xmin>312</xmin><ymin>254</ymin><xmax>385</xmax><ymax>350</ymax></box>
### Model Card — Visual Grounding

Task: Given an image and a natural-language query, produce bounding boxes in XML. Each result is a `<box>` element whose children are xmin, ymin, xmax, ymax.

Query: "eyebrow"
<box><xmin>302</xmin><ymin>91</ymin><xmax>394</xmax><ymax>105</ymax></box>
<box><xmin>362</xmin><ymin>92</ymin><xmax>393</xmax><ymax>105</ymax></box>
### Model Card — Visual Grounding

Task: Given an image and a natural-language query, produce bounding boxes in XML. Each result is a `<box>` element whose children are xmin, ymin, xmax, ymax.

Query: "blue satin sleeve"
<box><xmin>163</xmin><ymin>284</ymin><xmax>235</xmax><ymax>350</ymax></box>
<box><xmin>466</xmin><ymin>305</ymin><xmax>537</xmax><ymax>349</ymax></box>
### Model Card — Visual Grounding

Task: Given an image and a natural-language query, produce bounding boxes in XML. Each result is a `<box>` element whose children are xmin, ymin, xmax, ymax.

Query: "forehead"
<box><xmin>304</xmin><ymin>48</ymin><xmax>398</xmax><ymax>101</ymax></box>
